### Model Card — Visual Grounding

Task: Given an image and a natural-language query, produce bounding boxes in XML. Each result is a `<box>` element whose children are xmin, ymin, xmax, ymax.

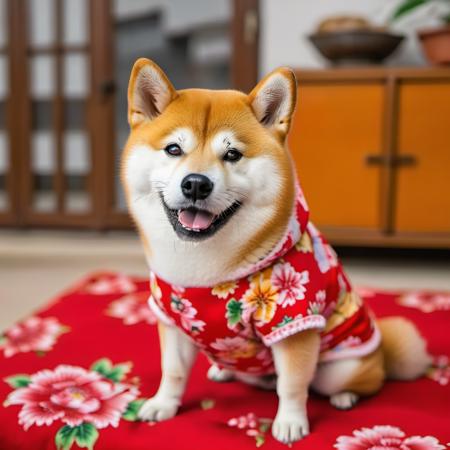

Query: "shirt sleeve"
<box><xmin>258</xmin><ymin>308</ymin><xmax>326</xmax><ymax>346</ymax></box>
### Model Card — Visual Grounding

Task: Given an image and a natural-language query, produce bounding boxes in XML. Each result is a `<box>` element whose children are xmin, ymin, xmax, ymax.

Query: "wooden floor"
<box><xmin>0</xmin><ymin>230</ymin><xmax>449</xmax><ymax>331</ymax></box>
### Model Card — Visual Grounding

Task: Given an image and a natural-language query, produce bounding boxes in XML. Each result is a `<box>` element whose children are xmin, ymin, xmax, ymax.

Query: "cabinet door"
<box><xmin>395</xmin><ymin>83</ymin><xmax>450</xmax><ymax>233</ymax></box>
<box><xmin>289</xmin><ymin>84</ymin><xmax>384</xmax><ymax>229</ymax></box>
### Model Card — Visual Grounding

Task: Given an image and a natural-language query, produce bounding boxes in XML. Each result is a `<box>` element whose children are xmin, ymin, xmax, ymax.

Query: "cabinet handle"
<box><xmin>394</xmin><ymin>154</ymin><xmax>417</xmax><ymax>167</ymax></box>
<box><xmin>365</xmin><ymin>154</ymin><xmax>387</xmax><ymax>166</ymax></box>
<box><xmin>365</xmin><ymin>154</ymin><xmax>417</xmax><ymax>167</ymax></box>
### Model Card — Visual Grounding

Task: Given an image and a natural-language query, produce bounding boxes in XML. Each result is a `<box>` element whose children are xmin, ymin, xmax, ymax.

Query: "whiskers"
<box><xmin>206</xmin><ymin>187</ymin><xmax>246</xmax><ymax>215</ymax></box>
<box><xmin>150</xmin><ymin>180</ymin><xmax>168</xmax><ymax>195</ymax></box>
<box><xmin>132</xmin><ymin>180</ymin><xmax>168</xmax><ymax>205</ymax></box>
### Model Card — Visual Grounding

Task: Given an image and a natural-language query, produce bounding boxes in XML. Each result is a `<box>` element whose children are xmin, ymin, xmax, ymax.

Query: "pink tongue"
<box><xmin>178</xmin><ymin>209</ymin><xmax>214</xmax><ymax>230</ymax></box>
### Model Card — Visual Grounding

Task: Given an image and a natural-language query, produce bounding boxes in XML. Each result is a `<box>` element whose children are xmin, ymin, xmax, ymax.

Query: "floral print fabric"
<box><xmin>149</xmin><ymin>191</ymin><xmax>380</xmax><ymax>374</ymax></box>
<box><xmin>0</xmin><ymin>316</ymin><xmax>68</xmax><ymax>358</ymax></box>
<box><xmin>334</xmin><ymin>425</ymin><xmax>446</xmax><ymax>449</ymax></box>
<box><xmin>0</xmin><ymin>272</ymin><xmax>449</xmax><ymax>449</ymax></box>
<box><xmin>4</xmin><ymin>359</ymin><xmax>145</xmax><ymax>450</ymax></box>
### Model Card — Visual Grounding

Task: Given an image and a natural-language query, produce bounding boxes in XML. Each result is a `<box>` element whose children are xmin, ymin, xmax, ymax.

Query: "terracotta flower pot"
<box><xmin>418</xmin><ymin>25</ymin><xmax>450</xmax><ymax>65</ymax></box>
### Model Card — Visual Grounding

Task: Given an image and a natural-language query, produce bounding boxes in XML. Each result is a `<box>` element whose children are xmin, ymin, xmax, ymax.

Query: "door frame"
<box><xmin>1</xmin><ymin>0</ymin><xmax>260</xmax><ymax>229</ymax></box>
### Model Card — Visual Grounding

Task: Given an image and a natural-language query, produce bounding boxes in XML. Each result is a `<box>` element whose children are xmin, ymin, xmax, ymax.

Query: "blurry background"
<box><xmin>0</xmin><ymin>0</ymin><xmax>449</xmax><ymax>328</ymax></box>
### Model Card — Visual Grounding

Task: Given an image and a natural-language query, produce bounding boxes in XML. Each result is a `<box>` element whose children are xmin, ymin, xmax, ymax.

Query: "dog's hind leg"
<box><xmin>311</xmin><ymin>347</ymin><xmax>385</xmax><ymax>410</ymax></box>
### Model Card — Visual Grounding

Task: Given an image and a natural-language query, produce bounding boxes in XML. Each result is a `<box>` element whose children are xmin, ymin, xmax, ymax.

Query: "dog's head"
<box><xmin>122</xmin><ymin>59</ymin><xmax>298</xmax><ymax>272</ymax></box>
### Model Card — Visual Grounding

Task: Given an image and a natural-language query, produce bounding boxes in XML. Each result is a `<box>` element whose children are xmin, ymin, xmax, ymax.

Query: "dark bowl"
<box><xmin>308</xmin><ymin>30</ymin><xmax>404</xmax><ymax>64</ymax></box>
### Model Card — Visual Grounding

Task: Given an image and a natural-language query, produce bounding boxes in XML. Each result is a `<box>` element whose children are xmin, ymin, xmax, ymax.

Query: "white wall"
<box><xmin>260</xmin><ymin>0</ymin><xmax>450</xmax><ymax>74</ymax></box>
<box><xmin>114</xmin><ymin>0</ymin><xmax>230</xmax><ymax>36</ymax></box>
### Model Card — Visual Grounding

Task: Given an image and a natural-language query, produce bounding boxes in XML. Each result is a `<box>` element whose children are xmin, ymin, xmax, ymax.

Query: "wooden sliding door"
<box><xmin>0</xmin><ymin>0</ymin><xmax>12</xmax><ymax>225</ymax></box>
<box><xmin>1</xmin><ymin>0</ymin><xmax>259</xmax><ymax>229</ymax></box>
<box><xmin>13</xmin><ymin>0</ymin><xmax>112</xmax><ymax>228</ymax></box>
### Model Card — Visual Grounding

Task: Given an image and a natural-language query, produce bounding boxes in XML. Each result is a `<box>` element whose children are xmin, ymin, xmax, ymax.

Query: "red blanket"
<box><xmin>0</xmin><ymin>273</ymin><xmax>449</xmax><ymax>450</ymax></box>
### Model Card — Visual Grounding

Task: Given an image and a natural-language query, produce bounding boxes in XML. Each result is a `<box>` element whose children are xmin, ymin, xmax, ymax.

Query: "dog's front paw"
<box><xmin>272</xmin><ymin>411</ymin><xmax>309</xmax><ymax>444</ymax></box>
<box><xmin>138</xmin><ymin>396</ymin><xmax>179</xmax><ymax>422</ymax></box>
<box><xmin>207</xmin><ymin>364</ymin><xmax>235</xmax><ymax>382</ymax></box>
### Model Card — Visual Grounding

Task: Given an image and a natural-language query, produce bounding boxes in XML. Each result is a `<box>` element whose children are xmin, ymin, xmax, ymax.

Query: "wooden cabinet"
<box><xmin>290</xmin><ymin>68</ymin><xmax>450</xmax><ymax>248</ymax></box>
<box><xmin>395</xmin><ymin>82</ymin><xmax>450</xmax><ymax>234</ymax></box>
<box><xmin>290</xmin><ymin>84</ymin><xmax>384</xmax><ymax>229</ymax></box>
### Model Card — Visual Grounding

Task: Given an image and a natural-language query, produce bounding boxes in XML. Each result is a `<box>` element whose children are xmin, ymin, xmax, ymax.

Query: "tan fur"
<box><xmin>157</xmin><ymin>321</ymin><xmax>165</xmax><ymax>356</ymax></box>
<box><xmin>339</xmin><ymin>347</ymin><xmax>385</xmax><ymax>396</ymax></box>
<box><xmin>321</xmin><ymin>317</ymin><xmax>431</xmax><ymax>397</ymax></box>
<box><xmin>271</xmin><ymin>330</ymin><xmax>321</xmax><ymax>441</ymax></box>
<box><xmin>127</xmin><ymin>58</ymin><xmax>177</xmax><ymax>127</ymax></box>
<box><xmin>273</xmin><ymin>330</ymin><xmax>320</xmax><ymax>377</ymax></box>
<box><xmin>248</xmin><ymin>66</ymin><xmax>298</xmax><ymax>141</ymax></box>
<box><xmin>123</xmin><ymin>59</ymin><xmax>297</xmax><ymax>273</ymax></box>
<box><xmin>378</xmin><ymin>317</ymin><xmax>431</xmax><ymax>380</ymax></box>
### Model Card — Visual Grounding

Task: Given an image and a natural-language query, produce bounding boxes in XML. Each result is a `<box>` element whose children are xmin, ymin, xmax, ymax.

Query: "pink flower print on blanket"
<box><xmin>334</xmin><ymin>425</ymin><xmax>446</xmax><ymax>450</ymax></box>
<box><xmin>107</xmin><ymin>292</ymin><xmax>157</xmax><ymax>325</ymax></box>
<box><xmin>397</xmin><ymin>291</ymin><xmax>450</xmax><ymax>313</ymax></box>
<box><xmin>227</xmin><ymin>412</ymin><xmax>273</xmax><ymax>447</ymax></box>
<box><xmin>4</xmin><ymin>359</ymin><xmax>143</xmax><ymax>450</ymax></box>
<box><xmin>5</xmin><ymin>363</ymin><xmax>138</xmax><ymax>430</ymax></box>
<box><xmin>85</xmin><ymin>274</ymin><xmax>136</xmax><ymax>295</ymax></box>
<box><xmin>0</xmin><ymin>316</ymin><xmax>68</xmax><ymax>357</ymax></box>
<box><xmin>427</xmin><ymin>355</ymin><xmax>450</xmax><ymax>386</ymax></box>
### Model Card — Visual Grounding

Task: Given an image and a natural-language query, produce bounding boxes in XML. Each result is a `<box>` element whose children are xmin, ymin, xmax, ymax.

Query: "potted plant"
<box><xmin>391</xmin><ymin>0</ymin><xmax>450</xmax><ymax>64</ymax></box>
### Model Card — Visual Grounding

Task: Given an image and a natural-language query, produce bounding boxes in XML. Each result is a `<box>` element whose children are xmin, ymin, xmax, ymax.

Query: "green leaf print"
<box><xmin>170</xmin><ymin>294</ymin><xmax>182</xmax><ymax>310</ymax></box>
<box><xmin>4</xmin><ymin>374</ymin><xmax>31</xmax><ymax>388</ymax></box>
<box><xmin>55</xmin><ymin>425</ymin><xmax>78</xmax><ymax>450</ymax></box>
<box><xmin>122</xmin><ymin>399</ymin><xmax>146</xmax><ymax>421</ymax></box>
<box><xmin>200</xmin><ymin>398</ymin><xmax>216</xmax><ymax>410</ymax></box>
<box><xmin>255</xmin><ymin>434</ymin><xmax>265</xmax><ymax>447</ymax></box>
<box><xmin>90</xmin><ymin>358</ymin><xmax>131</xmax><ymax>382</ymax></box>
<box><xmin>226</xmin><ymin>298</ymin><xmax>243</xmax><ymax>327</ymax></box>
<box><xmin>55</xmin><ymin>423</ymin><xmax>99</xmax><ymax>450</ymax></box>
<box><xmin>74</xmin><ymin>423</ymin><xmax>99</xmax><ymax>450</ymax></box>
<box><xmin>271</xmin><ymin>315</ymin><xmax>294</xmax><ymax>331</ymax></box>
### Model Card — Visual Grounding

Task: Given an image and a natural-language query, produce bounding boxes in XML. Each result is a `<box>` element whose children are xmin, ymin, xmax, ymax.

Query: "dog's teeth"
<box><xmin>181</xmin><ymin>225</ymin><xmax>199</xmax><ymax>232</ymax></box>
<box><xmin>180</xmin><ymin>223</ymin><xmax>202</xmax><ymax>232</ymax></box>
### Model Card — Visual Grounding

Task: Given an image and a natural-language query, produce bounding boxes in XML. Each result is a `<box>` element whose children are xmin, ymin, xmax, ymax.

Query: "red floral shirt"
<box><xmin>149</xmin><ymin>184</ymin><xmax>380</xmax><ymax>375</ymax></box>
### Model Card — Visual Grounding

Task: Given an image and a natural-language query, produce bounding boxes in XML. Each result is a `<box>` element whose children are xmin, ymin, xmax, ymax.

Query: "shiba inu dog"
<box><xmin>121</xmin><ymin>58</ymin><xmax>431</xmax><ymax>444</ymax></box>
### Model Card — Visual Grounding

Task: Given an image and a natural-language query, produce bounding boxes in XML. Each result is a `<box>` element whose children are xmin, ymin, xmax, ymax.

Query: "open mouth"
<box><xmin>160</xmin><ymin>195</ymin><xmax>241</xmax><ymax>240</ymax></box>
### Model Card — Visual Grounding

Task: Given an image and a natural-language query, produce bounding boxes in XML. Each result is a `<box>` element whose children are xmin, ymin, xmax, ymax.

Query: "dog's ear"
<box><xmin>128</xmin><ymin>58</ymin><xmax>177</xmax><ymax>128</ymax></box>
<box><xmin>248</xmin><ymin>67</ymin><xmax>297</xmax><ymax>140</ymax></box>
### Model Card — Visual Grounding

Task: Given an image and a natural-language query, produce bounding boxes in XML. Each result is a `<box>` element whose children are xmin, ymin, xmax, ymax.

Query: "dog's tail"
<box><xmin>378</xmin><ymin>317</ymin><xmax>432</xmax><ymax>380</ymax></box>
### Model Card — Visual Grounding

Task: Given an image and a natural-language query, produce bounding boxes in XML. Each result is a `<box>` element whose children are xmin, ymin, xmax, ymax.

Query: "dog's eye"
<box><xmin>223</xmin><ymin>149</ymin><xmax>242</xmax><ymax>163</ymax></box>
<box><xmin>164</xmin><ymin>143</ymin><xmax>183</xmax><ymax>157</ymax></box>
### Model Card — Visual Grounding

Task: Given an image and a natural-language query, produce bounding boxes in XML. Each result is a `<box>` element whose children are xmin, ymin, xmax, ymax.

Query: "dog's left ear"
<box><xmin>248</xmin><ymin>67</ymin><xmax>297</xmax><ymax>140</ymax></box>
<box><xmin>127</xmin><ymin>58</ymin><xmax>177</xmax><ymax>128</ymax></box>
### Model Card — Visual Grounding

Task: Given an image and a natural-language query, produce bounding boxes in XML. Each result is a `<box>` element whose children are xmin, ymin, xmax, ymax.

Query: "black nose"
<box><xmin>181</xmin><ymin>174</ymin><xmax>214</xmax><ymax>201</ymax></box>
